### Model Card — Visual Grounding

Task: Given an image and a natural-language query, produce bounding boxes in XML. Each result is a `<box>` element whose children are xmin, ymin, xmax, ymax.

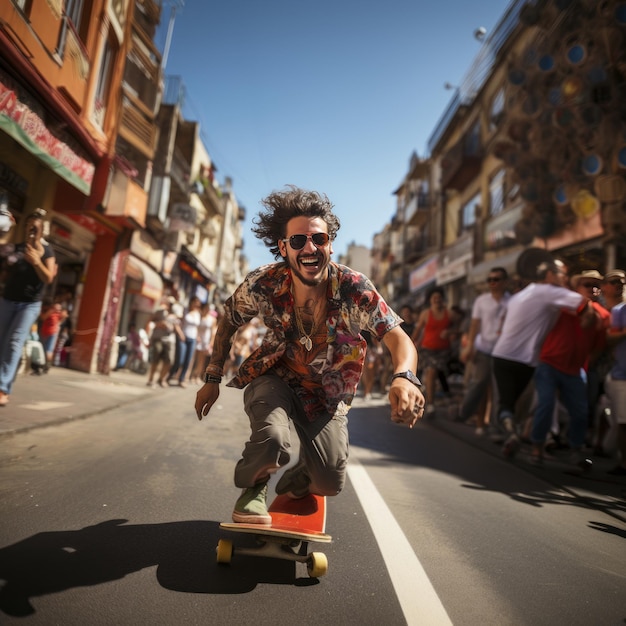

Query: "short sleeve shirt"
<box><xmin>223</xmin><ymin>262</ymin><xmax>402</xmax><ymax>420</ymax></box>
<box><xmin>3</xmin><ymin>242</ymin><xmax>55</xmax><ymax>302</ymax></box>
<box><xmin>472</xmin><ymin>291</ymin><xmax>510</xmax><ymax>354</ymax></box>
<box><xmin>492</xmin><ymin>282</ymin><xmax>584</xmax><ymax>366</ymax></box>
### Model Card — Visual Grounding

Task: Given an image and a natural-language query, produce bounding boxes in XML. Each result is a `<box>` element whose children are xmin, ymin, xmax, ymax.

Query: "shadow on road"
<box><xmin>0</xmin><ymin>518</ymin><xmax>318</xmax><ymax>617</ymax></box>
<box><xmin>348</xmin><ymin>404</ymin><xmax>626</xmax><ymax>523</ymax></box>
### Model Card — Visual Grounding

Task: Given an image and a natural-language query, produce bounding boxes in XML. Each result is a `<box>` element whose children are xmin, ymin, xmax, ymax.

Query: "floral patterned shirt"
<box><xmin>224</xmin><ymin>262</ymin><xmax>401</xmax><ymax>421</ymax></box>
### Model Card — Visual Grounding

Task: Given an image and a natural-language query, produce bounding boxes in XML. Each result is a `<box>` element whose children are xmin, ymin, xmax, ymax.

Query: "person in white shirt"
<box><xmin>190</xmin><ymin>303</ymin><xmax>217</xmax><ymax>384</ymax></box>
<box><xmin>459</xmin><ymin>267</ymin><xmax>511</xmax><ymax>435</ymax></box>
<box><xmin>491</xmin><ymin>259</ymin><xmax>593</xmax><ymax>458</ymax></box>
<box><xmin>172</xmin><ymin>296</ymin><xmax>202</xmax><ymax>388</ymax></box>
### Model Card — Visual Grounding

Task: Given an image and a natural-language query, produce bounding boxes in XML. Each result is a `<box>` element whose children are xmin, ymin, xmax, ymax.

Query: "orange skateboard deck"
<box><xmin>217</xmin><ymin>494</ymin><xmax>331</xmax><ymax>577</ymax></box>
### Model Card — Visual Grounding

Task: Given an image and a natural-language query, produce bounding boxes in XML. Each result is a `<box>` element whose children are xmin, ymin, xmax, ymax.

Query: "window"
<box><xmin>489</xmin><ymin>169</ymin><xmax>505</xmax><ymax>216</ymax></box>
<box><xmin>93</xmin><ymin>36</ymin><xmax>115</xmax><ymax>127</ymax></box>
<box><xmin>56</xmin><ymin>0</ymin><xmax>88</xmax><ymax>57</ymax></box>
<box><xmin>490</xmin><ymin>88</ymin><xmax>505</xmax><ymax>131</ymax></box>
<box><xmin>460</xmin><ymin>191</ymin><xmax>481</xmax><ymax>232</ymax></box>
<box><xmin>13</xmin><ymin>0</ymin><xmax>32</xmax><ymax>14</ymax></box>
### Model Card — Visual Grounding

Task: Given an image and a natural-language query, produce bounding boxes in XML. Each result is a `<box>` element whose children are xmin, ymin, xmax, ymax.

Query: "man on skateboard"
<box><xmin>194</xmin><ymin>186</ymin><xmax>425</xmax><ymax>524</ymax></box>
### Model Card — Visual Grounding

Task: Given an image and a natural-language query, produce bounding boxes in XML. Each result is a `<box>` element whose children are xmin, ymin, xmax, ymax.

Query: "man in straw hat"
<box><xmin>530</xmin><ymin>269</ymin><xmax>608</xmax><ymax>470</ymax></box>
<box><xmin>601</xmin><ymin>270</ymin><xmax>625</xmax><ymax>312</ymax></box>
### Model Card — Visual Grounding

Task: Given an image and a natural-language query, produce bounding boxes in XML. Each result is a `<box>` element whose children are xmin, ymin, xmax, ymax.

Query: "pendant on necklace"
<box><xmin>300</xmin><ymin>335</ymin><xmax>313</xmax><ymax>351</ymax></box>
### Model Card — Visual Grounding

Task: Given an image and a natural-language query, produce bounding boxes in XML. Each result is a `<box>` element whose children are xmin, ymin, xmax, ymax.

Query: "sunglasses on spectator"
<box><xmin>605</xmin><ymin>279</ymin><xmax>625</xmax><ymax>286</ymax></box>
<box><xmin>486</xmin><ymin>276</ymin><xmax>503</xmax><ymax>283</ymax></box>
<box><xmin>580</xmin><ymin>281</ymin><xmax>600</xmax><ymax>289</ymax></box>
<box><xmin>282</xmin><ymin>233</ymin><xmax>330</xmax><ymax>250</ymax></box>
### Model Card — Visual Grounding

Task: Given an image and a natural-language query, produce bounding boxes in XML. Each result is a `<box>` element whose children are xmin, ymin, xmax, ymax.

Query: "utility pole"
<box><xmin>161</xmin><ymin>0</ymin><xmax>184</xmax><ymax>71</ymax></box>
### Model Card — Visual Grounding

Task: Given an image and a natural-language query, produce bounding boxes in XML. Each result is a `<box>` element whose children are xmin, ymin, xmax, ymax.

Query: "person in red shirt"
<box><xmin>530</xmin><ymin>269</ymin><xmax>605</xmax><ymax>469</ymax></box>
<box><xmin>38</xmin><ymin>300</ymin><xmax>68</xmax><ymax>367</ymax></box>
<box><xmin>412</xmin><ymin>287</ymin><xmax>453</xmax><ymax>416</ymax></box>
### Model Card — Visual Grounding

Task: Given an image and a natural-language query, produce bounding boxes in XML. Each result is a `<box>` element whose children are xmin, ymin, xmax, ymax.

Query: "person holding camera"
<box><xmin>0</xmin><ymin>209</ymin><xmax>56</xmax><ymax>406</ymax></box>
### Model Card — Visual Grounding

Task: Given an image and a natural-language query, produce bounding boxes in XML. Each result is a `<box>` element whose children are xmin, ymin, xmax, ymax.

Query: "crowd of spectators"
<box><xmin>357</xmin><ymin>261</ymin><xmax>626</xmax><ymax>477</ymax></box>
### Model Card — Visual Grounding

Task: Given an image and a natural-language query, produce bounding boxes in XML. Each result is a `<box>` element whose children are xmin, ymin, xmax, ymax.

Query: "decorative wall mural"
<box><xmin>495</xmin><ymin>0</ymin><xmax>626</xmax><ymax>241</ymax></box>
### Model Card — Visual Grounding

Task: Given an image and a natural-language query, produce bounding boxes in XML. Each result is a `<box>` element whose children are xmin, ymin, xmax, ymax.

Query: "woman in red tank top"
<box><xmin>412</xmin><ymin>287</ymin><xmax>452</xmax><ymax>415</ymax></box>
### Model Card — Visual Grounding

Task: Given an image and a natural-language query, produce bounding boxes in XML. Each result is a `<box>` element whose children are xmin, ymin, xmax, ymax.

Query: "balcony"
<box><xmin>118</xmin><ymin>93</ymin><xmax>157</xmax><ymax>159</ymax></box>
<box><xmin>197</xmin><ymin>180</ymin><xmax>224</xmax><ymax>218</ymax></box>
<box><xmin>133</xmin><ymin>0</ymin><xmax>163</xmax><ymax>39</ymax></box>
<box><xmin>404</xmin><ymin>192</ymin><xmax>431</xmax><ymax>227</ymax></box>
<box><xmin>440</xmin><ymin>135</ymin><xmax>483</xmax><ymax>191</ymax></box>
<box><xmin>404</xmin><ymin>233</ymin><xmax>431</xmax><ymax>264</ymax></box>
<box><xmin>167</xmin><ymin>148</ymin><xmax>191</xmax><ymax>202</ymax></box>
<box><xmin>105</xmin><ymin>167</ymin><xmax>148</xmax><ymax>228</ymax></box>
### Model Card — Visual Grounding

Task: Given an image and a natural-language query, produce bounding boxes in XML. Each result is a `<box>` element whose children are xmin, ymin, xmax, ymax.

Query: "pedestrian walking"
<box><xmin>458</xmin><ymin>267</ymin><xmax>511</xmax><ymax>435</ymax></box>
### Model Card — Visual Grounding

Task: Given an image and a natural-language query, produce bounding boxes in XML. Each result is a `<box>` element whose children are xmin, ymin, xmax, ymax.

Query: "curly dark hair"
<box><xmin>252</xmin><ymin>186</ymin><xmax>341</xmax><ymax>260</ymax></box>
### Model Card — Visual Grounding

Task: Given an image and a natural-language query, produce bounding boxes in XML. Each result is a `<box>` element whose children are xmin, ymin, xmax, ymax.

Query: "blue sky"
<box><xmin>157</xmin><ymin>0</ymin><xmax>512</xmax><ymax>270</ymax></box>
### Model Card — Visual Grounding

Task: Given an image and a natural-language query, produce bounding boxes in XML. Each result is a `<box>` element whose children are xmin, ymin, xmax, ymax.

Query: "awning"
<box><xmin>0</xmin><ymin>71</ymin><xmax>95</xmax><ymax>195</ymax></box>
<box><xmin>467</xmin><ymin>248</ymin><xmax>523</xmax><ymax>285</ymax></box>
<box><xmin>127</xmin><ymin>256</ymin><xmax>163</xmax><ymax>302</ymax></box>
<box><xmin>179</xmin><ymin>246</ymin><xmax>216</xmax><ymax>284</ymax></box>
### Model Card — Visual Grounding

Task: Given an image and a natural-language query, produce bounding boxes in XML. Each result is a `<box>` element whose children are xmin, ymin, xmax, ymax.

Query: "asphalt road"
<box><xmin>0</xmin><ymin>385</ymin><xmax>624</xmax><ymax>625</ymax></box>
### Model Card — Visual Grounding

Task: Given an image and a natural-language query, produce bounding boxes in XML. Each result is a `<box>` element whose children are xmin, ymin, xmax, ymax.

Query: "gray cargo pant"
<box><xmin>235</xmin><ymin>372</ymin><xmax>349</xmax><ymax>496</ymax></box>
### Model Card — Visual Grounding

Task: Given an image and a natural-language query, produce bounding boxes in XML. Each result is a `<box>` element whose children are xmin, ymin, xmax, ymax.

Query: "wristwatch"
<box><xmin>204</xmin><ymin>372</ymin><xmax>222</xmax><ymax>384</ymax></box>
<box><xmin>391</xmin><ymin>370</ymin><xmax>424</xmax><ymax>390</ymax></box>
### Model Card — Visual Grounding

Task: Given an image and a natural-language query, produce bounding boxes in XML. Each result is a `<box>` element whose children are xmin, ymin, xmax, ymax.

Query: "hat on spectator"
<box><xmin>603</xmin><ymin>269</ymin><xmax>626</xmax><ymax>282</ymax></box>
<box><xmin>570</xmin><ymin>269</ymin><xmax>603</xmax><ymax>288</ymax></box>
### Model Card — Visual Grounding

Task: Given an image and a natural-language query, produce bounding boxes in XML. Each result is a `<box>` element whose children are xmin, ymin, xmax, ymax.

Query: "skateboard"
<box><xmin>217</xmin><ymin>493</ymin><xmax>332</xmax><ymax>577</ymax></box>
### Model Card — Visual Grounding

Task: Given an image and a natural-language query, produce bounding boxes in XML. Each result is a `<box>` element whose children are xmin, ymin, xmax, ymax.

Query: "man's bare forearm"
<box><xmin>206</xmin><ymin>317</ymin><xmax>239</xmax><ymax>372</ymax></box>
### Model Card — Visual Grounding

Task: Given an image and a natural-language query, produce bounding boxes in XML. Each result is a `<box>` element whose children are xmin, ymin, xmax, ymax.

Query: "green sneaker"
<box><xmin>232</xmin><ymin>482</ymin><xmax>271</xmax><ymax>524</ymax></box>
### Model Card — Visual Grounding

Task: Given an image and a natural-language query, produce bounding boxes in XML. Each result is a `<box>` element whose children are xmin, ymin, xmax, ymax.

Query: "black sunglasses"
<box><xmin>486</xmin><ymin>276</ymin><xmax>503</xmax><ymax>283</ymax></box>
<box><xmin>606</xmin><ymin>279</ymin><xmax>625</xmax><ymax>286</ymax></box>
<box><xmin>282</xmin><ymin>233</ymin><xmax>330</xmax><ymax>250</ymax></box>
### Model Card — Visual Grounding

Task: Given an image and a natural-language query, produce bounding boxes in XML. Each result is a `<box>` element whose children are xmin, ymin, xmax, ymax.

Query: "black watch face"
<box><xmin>396</xmin><ymin>371</ymin><xmax>421</xmax><ymax>387</ymax></box>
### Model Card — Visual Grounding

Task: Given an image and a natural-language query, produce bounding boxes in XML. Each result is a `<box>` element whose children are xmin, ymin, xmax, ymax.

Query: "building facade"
<box><xmin>373</xmin><ymin>0</ymin><xmax>626</xmax><ymax>312</ymax></box>
<box><xmin>0</xmin><ymin>0</ymin><xmax>245</xmax><ymax>374</ymax></box>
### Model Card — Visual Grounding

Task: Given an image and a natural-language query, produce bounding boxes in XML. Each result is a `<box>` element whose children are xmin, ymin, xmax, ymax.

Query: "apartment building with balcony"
<box><xmin>0</xmin><ymin>0</ymin><xmax>142</xmax><ymax>372</ymax></box>
<box><xmin>390</xmin><ymin>152</ymin><xmax>438</xmax><ymax>307</ymax></box>
<box><xmin>94</xmin><ymin>0</ymin><xmax>167</xmax><ymax>373</ymax></box>
<box><xmin>375</xmin><ymin>0</ymin><xmax>626</xmax><ymax>312</ymax></box>
<box><xmin>147</xmin><ymin>77</ymin><xmax>245</xmax><ymax>306</ymax></box>
<box><xmin>432</xmin><ymin>0</ymin><xmax>625</xmax><ymax>300</ymax></box>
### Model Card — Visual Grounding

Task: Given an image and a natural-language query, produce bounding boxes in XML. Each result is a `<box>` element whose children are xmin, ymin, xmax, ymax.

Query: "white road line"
<box><xmin>347</xmin><ymin>456</ymin><xmax>453</xmax><ymax>626</ymax></box>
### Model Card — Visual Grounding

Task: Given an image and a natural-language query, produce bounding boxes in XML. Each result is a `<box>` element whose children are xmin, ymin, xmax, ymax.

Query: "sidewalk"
<box><xmin>2</xmin><ymin>366</ymin><xmax>625</xmax><ymax>521</ymax></box>
<box><xmin>0</xmin><ymin>366</ymin><xmax>154</xmax><ymax>436</ymax></box>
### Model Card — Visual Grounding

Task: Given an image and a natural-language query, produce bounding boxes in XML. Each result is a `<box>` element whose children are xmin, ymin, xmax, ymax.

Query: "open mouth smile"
<box><xmin>299</xmin><ymin>255</ymin><xmax>321</xmax><ymax>270</ymax></box>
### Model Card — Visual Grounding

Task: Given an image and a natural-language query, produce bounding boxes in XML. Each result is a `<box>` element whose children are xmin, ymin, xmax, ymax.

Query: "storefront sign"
<box><xmin>437</xmin><ymin>234</ymin><xmax>473</xmax><ymax>285</ymax></box>
<box><xmin>409</xmin><ymin>256</ymin><xmax>438</xmax><ymax>293</ymax></box>
<box><xmin>0</xmin><ymin>73</ymin><xmax>94</xmax><ymax>195</ymax></box>
<box><xmin>484</xmin><ymin>204</ymin><xmax>522</xmax><ymax>251</ymax></box>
